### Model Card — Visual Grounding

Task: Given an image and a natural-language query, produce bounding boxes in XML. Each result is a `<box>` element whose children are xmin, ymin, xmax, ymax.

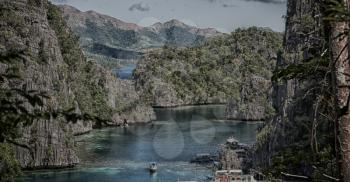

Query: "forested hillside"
<box><xmin>134</xmin><ymin>27</ymin><xmax>282</xmax><ymax>120</ymax></box>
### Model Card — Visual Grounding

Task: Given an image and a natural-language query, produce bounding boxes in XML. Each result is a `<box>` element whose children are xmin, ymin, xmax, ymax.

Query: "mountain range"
<box><xmin>59</xmin><ymin>5</ymin><xmax>222</xmax><ymax>62</ymax></box>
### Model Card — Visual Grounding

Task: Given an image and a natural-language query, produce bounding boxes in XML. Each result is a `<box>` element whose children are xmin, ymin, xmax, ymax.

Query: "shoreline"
<box><xmin>151</xmin><ymin>102</ymin><xmax>228</xmax><ymax>108</ymax></box>
<box><xmin>19</xmin><ymin>104</ymin><xmax>263</xmax><ymax>173</ymax></box>
<box><xmin>153</xmin><ymin>104</ymin><xmax>266</xmax><ymax>122</ymax></box>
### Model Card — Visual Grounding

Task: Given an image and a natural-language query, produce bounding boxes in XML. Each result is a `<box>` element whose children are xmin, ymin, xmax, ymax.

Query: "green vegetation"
<box><xmin>134</xmin><ymin>27</ymin><xmax>282</xmax><ymax>108</ymax></box>
<box><xmin>0</xmin><ymin>144</ymin><xmax>21</xmax><ymax>182</ymax></box>
<box><xmin>47</xmin><ymin>2</ymin><xmax>115</xmax><ymax>121</ymax></box>
<box><xmin>163</xmin><ymin>26</ymin><xmax>205</xmax><ymax>46</ymax></box>
<box><xmin>47</xmin><ymin>3</ymin><xmax>82</xmax><ymax>66</ymax></box>
<box><xmin>0</xmin><ymin>1</ymin><xmax>118</xmax><ymax>180</ymax></box>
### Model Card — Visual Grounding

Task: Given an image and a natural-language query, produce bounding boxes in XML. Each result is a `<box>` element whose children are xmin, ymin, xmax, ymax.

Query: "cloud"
<box><xmin>129</xmin><ymin>2</ymin><xmax>150</xmax><ymax>12</ymax></box>
<box><xmin>222</xmin><ymin>4</ymin><xmax>238</xmax><ymax>8</ymax></box>
<box><xmin>244</xmin><ymin>0</ymin><xmax>286</xmax><ymax>4</ymax></box>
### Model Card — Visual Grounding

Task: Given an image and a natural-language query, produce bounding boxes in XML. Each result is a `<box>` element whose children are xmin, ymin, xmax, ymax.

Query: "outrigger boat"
<box><xmin>149</xmin><ymin>162</ymin><xmax>157</xmax><ymax>173</ymax></box>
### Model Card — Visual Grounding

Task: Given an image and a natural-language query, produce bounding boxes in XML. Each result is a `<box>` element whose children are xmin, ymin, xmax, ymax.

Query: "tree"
<box><xmin>329</xmin><ymin>0</ymin><xmax>350</xmax><ymax>180</ymax></box>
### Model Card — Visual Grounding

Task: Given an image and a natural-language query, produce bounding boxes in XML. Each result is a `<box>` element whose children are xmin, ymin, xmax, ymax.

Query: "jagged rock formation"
<box><xmin>226</xmin><ymin>75</ymin><xmax>273</xmax><ymax>121</ymax></box>
<box><xmin>253</xmin><ymin>0</ymin><xmax>338</xmax><ymax>179</ymax></box>
<box><xmin>0</xmin><ymin>0</ymin><xmax>154</xmax><ymax>169</ymax></box>
<box><xmin>134</xmin><ymin>27</ymin><xmax>282</xmax><ymax>121</ymax></box>
<box><xmin>83</xmin><ymin>63</ymin><xmax>155</xmax><ymax>126</ymax></box>
<box><xmin>59</xmin><ymin>5</ymin><xmax>222</xmax><ymax>66</ymax></box>
<box><xmin>0</xmin><ymin>0</ymin><xmax>81</xmax><ymax>168</ymax></box>
<box><xmin>253</xmin><ymin>0</ymin><xmax>319</xmax><ymax>169</ymax></box>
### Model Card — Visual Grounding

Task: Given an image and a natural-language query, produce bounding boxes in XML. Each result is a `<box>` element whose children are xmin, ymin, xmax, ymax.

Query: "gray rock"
<box><xmin>14</xmin><ymin>120</ymin><xmax>79</xmax><ymax>169</ymax></box>
<box><xmin>0</xmin><ymin>0</ymin><xmax>155</xmax><ymax>169</ymax></box>
<box><xmin>226</xmin><ymin>75</ymin><xmax>272</xmax><ymax>121</ymax></box>
<box><xmin>253</xmin><ymin>0</ymin><xmax>326</xmax><ymax>170</ymax></box>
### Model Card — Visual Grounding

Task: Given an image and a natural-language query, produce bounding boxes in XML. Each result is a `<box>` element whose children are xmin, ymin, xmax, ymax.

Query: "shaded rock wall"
<box><xmin>0</xmin><ymin>0</ymin><xmax>154</xmax><ymax>169</ymax></box>
<box><xmin>253</xmin><ymin>0</ymin><xmax>327</xmax><ymax>172</ymax></box>
<box><xmin>226</xmin><ymin>75</ymin><xmax>273</xmax><ymax>121</ymax></box>
<box><xmin>0</xmin><ymin>0</ymin><xmax>81</xmax><ymax>168</ymax></box>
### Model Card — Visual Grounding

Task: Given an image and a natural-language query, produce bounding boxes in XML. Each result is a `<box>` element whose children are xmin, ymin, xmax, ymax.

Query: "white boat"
<box><xmin>149</xmin><ymin>162</ymin><xmax>157</xmax><ymax>173</ymax></box>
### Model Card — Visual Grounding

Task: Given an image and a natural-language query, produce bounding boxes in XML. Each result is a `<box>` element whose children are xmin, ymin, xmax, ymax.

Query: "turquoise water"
<box><xmin>19</xmin><ymin>105</ymin><xmax>262</xmax><ymax>182</ymax></box>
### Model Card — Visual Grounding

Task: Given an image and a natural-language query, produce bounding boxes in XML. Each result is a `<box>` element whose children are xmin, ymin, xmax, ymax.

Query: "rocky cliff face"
<box><xmin>253</xmin><ymin>0</ymin><xmax>333</xmax><ymax>177</ymax></box>
<box><xmin>0</xmin><ymin>0</ymin><xmax>81</xmax><ymax>168</ymax></box>
<box><xmin>14</xmin><ymin>120</ymin><xmax>79</xmax><ymax>169</ymax></box>
<box><xmin>92</xmin><ymin>64</ymin><xmax>155</xmax><ymax>125</ymax></box>
<box><xmin>0</xmin><ymin>0</ymin><xmax>154</xmax><ymax>169</ymax></box>
<box><xmin>226</xmin><ymin>74</ymin><xmax>274</xmax><ymax>121</ymax></box>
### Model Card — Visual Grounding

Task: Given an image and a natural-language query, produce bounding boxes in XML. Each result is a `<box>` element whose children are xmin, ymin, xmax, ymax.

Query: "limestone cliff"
<box><xmin>91</xmin><ymin>64</ymin><xmax>155</xmax><ymax>126</ymax></box>
<box><xmin>0</xmin><ymin>0</ymin><xmax>154</xmax><ymax>169</ymax></box>
<box><xmin>134</xmin><ymin>27</ymin><xmax>282</xmax><ymax>121</ymax></box>
<box><xmin>226</xmin><ymin>75</ymin><xmax>274</xmax><ymax>121</ymax></box>
<box><xmin>253</xmin><ymin>0</ymin><xmax>337</xmax><ymax>178</ymax></box>
<box><xmin>0</xmin><ymin>0</ymin><xmax>81</xmax><ymax>168</ymax></box>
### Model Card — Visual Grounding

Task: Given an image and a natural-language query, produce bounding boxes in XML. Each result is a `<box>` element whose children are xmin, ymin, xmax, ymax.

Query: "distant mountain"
<box><xmin>59</xmin><ymin>5</ymin><xmax>222</xmax><ymax>62</ymax></box>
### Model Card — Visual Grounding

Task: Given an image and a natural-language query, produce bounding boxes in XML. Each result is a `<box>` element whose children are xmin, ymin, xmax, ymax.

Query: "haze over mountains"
<box><xmin>59</xmin><ymin>5</ymin><xmax>222</xmax><ymax>62</ymax></box>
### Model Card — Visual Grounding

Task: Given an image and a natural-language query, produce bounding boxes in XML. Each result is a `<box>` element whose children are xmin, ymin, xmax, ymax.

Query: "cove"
<box><xmin>19</xmin><ymin>105</ymin><xmax>262</xmax><ymax>182</ymax></box>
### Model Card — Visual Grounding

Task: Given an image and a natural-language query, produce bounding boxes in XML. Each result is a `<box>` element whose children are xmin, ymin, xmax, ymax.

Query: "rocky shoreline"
<box><xmin>152</xmin><ymin>103</ymin><xmax>227</xmax><ymax>108</ymax></box>
<box><xmin>152</xmin><ymin>103</ymin><xmax>267</xmax><ymax>122</ymax></box>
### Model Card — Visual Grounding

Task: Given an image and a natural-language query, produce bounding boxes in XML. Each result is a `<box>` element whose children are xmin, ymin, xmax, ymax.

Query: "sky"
<box><xmin>51</xmin><ymin>0</ymin><xmax>287</xmax><ymax>33</ymax></box>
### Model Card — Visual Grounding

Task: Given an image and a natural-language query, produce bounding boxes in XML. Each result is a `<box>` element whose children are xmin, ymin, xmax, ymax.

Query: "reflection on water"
<box><xmin>20</xmin><ymin>163</ymin><xmax>210</xmax><ymax>182</ymax></box>
<box><xmin>19</xmin><ymin>105</ymin><xmax>263</xmax><ymax>182</ymax></box>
